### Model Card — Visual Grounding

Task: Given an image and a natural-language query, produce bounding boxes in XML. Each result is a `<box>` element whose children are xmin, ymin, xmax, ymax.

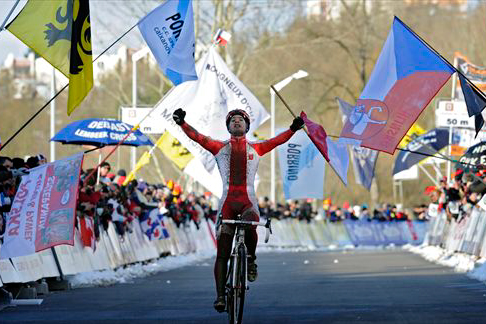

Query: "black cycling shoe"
<box><xmin>213</xmin><ymin>296</ymin><xmax>226</xmax><ymax>313</ymax></box>
<box><xmin>248</xmin><ymin>261</ymin><xmax>258</xmax><ymax>282</ymax></box>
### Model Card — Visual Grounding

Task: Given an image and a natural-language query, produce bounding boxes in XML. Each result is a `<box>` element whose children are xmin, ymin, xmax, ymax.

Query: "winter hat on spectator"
<box><xmin>424</xmin><ymin>186</ymin><xmax>436</xmax><ymax>195</ymax></box>
<box><xmin>166</xmin><ymin>179</ymin><xmax>174</xmax><ymax>190</ymax></box>
<box><xmin>12</xmin><ymin>157</ymin><xmax>25</xmax><ymax>169</ymax></box>
<box><xmin>26</xmin><ymin>156</ymin><xmax>39</xmax><ymax>168</ymax></box>
<box><xmin>36</xmin><ymin>154</ymin><xmax>47</xmax><ymax>164</ymax></box>
<box><xmin>114</xmin><ymin>169</ymin><xmax>126</xmax><ymax>186</ymax></box>
<box><xmin>172</xmin><ymin>184</ymin><xmax>182</xmax><ymax>196</ymax></box>
<box><xmin>137</xmin><ymin>181</ymin><xmax>147</xmax><ymax>192</ymax></box>
<box><xmin>453</xmin><ymin>169</ymin><xmax>463</xmax><ymax>181</ymax></box>
<box><xmin>446</xmin><ymin>188</ymin><xmax>461</xmax><ymax>201</ymax></box>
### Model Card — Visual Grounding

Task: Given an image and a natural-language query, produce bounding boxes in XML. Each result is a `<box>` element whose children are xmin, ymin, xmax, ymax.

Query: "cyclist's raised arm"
<box><xmin>173</xmin><ymin>108</ymin><xmax>225</xmax><ymax>156</ymax></box>
<box><xmin>253</xmin><ymin>116</ymin><xmax>304</xmax><ymax>156</ymax></box>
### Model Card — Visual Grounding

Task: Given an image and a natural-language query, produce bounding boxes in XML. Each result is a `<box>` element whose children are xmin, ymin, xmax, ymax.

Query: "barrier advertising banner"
<box><xmin>344</xmin><ymin>220</ymin><xmax>413</xmax><ymax>245</ymax></box>
<box><xmin>0</xmin><ymin>153</ymin><xmax>83</xmax><ymax>259</ymax></box>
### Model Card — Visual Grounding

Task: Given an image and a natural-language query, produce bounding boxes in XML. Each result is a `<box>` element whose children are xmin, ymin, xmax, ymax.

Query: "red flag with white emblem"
<box><xmin>300</xmin><ymin>111</ymin><xmax>330</xmax><ymax>162</ymax></box>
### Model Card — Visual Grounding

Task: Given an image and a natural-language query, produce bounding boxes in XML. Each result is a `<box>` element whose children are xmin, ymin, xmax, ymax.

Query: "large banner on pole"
<box><xmin>277</xmin><ymin>129</ymin><xmax>325</xmax><ymax>200</ymax></box>
<box><xmin>151</xmin><ymin>46</ymin><xmax>270</xmax><ymax>172</ymax></box>
<box><xmin>0</xmin><ymin>153</ymin><xmax>84</xmax><ymax>259</ymax></box>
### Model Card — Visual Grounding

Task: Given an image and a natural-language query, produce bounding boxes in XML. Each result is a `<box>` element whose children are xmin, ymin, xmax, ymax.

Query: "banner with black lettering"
<box><xmin>454</xmin><ymin>52</ymin><xmax>486</xmax><ymax>99</ymax></box>
<box><xmin>277</xmin><ymin>129</ymin><xmax>325</xmax><ymax>200</ymax></box>
<box><xmin>138</xmin><ymin>0</ymin><xmax>197</xmax><ymax>85</ymax></box>
<box><xmin>152</xmin><ymin>46</ymin><xmax>270</xmax><ymax>172</ymax></box>
<box><xmin>0</xmin><ymin>153</ymin><xmax>83</xmax><ymax>259</ymax></box>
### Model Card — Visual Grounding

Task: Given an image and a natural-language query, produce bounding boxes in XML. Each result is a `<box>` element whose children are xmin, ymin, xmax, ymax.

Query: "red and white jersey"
<box><xmin>181</xmin><ymin>122</ymin><xmax>295</xmax><ymax>220</ymax></box>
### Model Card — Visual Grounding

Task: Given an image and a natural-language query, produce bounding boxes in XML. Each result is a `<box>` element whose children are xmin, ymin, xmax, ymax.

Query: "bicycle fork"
<box><xmin>232</xmin><ymin>228</ymin><xmax>249</xmax><ymax>290</ymax></box>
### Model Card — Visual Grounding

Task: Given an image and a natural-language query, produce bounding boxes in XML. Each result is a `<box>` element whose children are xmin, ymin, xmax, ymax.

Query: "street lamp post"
<box><xmin>131</xmin><ymin>47</ymin><xmax>150</xmax><ymax>170</ymax></box>
<box><xmin>270</xmin><ymin>70</ymin><xmax>308</xmax><ymax>204</ymax></box>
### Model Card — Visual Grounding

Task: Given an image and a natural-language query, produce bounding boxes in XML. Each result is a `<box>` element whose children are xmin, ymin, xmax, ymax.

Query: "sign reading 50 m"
<box><xmin>435</xmin><ymin>100</ymin><xmax>472</xmax><ymax>129</ymax></box>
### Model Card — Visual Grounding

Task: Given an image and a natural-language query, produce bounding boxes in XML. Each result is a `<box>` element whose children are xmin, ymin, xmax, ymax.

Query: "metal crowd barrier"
<box><xmin>425</xmin><ymin>206</ymin><xmax>486</xmax><ymax>258</ymax></box>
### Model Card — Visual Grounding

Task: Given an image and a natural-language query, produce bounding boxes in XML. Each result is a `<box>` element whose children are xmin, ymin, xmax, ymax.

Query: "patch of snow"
<box><xmin>403</xmin><ymin>244</ymin><xmax>476</xmax><ymax>274</ymax></box>
<box><xmin>468</xmin><ymin>262</ymin><xmax>486</xmax><ymax>281</ymax></box>
<box><xmin>69</xmin><ymin>249</ymin><xmax>216</xmax><ymax>288</ymax></box>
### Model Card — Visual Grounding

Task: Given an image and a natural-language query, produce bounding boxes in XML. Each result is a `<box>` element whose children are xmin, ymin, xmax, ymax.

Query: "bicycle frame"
<box><xmin>221</xmin><ymin>216</ymin><xmax>272</xmax><ymax>324</ymax></box>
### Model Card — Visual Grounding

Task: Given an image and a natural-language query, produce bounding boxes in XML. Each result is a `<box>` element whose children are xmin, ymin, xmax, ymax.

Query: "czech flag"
<box><xmin>340</xmin><ymin>17</ymin><xmax>455</xmax><ymax>154</ymax></box>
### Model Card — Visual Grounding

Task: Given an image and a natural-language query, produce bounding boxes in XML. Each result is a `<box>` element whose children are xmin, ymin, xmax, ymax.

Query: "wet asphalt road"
<box><xmin>2</xmin><ymin>249</ymin><xmax>486</xmax><ymax>323</ymax></box>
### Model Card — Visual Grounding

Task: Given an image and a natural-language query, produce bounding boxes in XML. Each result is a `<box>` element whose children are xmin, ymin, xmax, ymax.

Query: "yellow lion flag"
<box><xmin>157</xmin><ymin>132</ymin><xmax>194</xmax><ymax>170</ymax></box>
<box><xmin>7</xmin><ymin>0</ymin><xmax>93</xmax><ymax>115</ymax></box>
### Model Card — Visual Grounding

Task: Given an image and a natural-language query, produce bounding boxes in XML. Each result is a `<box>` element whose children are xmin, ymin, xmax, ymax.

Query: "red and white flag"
<box><xmin>214</xmin><ymin>29</ymin><xmax>231</xmax><ymax>46</ymax></box>
<box><xmin>80</xmin><ymin>216</ymin><xmax>96</xmax><ymax>251</ymax></box>
<box><xmin>300</xmin><ymin>111</ymin><xmax>330</xmax><ymax>162</ymax></box>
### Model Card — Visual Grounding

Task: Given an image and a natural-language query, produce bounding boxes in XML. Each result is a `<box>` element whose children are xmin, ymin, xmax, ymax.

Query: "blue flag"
<box><xmin>138</xmin><ymin>0</ymin><xmax>197</xmax><ymax>85</ymax></box>
<box><xmin>337</xmin><ymin>97</ymin><xmax>378</xmax><ymax>191</ymax></box>
<box><xmin>392</xmin><ymin>128</ymin><xmax>450</xmax><ymax>175</ymax></box>
<box><xmin>350</xmin><ymin>147</ymin><xmax>378</xmax><ymax>191</ymax></box>
<box><xmin>458</xmin><ymin>73</ymin><xmax>486</xmax><ymax>138</ymax></box>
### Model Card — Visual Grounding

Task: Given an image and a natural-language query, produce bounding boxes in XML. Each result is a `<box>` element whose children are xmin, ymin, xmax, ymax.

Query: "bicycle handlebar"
<box><xmin>221</xmin><ymin>218</ymin><xmax>273</xmax><ymax>243</ymax></box>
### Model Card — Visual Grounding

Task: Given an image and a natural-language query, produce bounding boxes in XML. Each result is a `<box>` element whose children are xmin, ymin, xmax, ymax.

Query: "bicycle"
<box><xmin>221</xmin><ymin>216</ymin><xmax>272</xmax><ymax>324</ymax></box>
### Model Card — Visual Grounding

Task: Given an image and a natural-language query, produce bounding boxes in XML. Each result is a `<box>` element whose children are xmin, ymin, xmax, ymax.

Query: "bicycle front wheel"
<box><xmin>231</xmin><ymin>244</ymin><xmax>246</xmax><ymax>324</ymax></box>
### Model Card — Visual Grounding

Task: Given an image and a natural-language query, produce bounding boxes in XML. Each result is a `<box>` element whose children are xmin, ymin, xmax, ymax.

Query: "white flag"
<box><xmin>183</xmin><ymin>159</ymin><xmax>223</xmax><ymax>198</ymax></box>
<box><xmin>151</xmin><ymin>46</ymin><xmax>270</xmax><ymax>171</ymax></box>
<box><xmin>277</xmin><ymin>129</ymin><xmax>325</xmax><ymax>199</ymax></box>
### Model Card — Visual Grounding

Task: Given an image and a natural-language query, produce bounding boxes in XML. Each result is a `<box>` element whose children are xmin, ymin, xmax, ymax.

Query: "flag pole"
<box><xmin>395</xmin><ymin>16</ymin><xmax>486</xmax><ymax>101</ymax></box>
<box><xmin>0</xmin><ymin>24</ymin><xmax>137</xmax><ymax>151</ymax></box>
<box><xmin>270</xmin><ymin>84</ymin><xmax>311</xmax><ymax>139</ymax></box>
<box><xmin>0</xmin><ymin>0</ymin><xmax>20</xmax><ymax>31</ymax></box>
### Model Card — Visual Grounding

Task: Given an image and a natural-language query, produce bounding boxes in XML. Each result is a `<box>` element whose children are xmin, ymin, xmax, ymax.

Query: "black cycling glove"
<box><xmin>173</xmin><ymin>108</ymin><xmax>186</xmax><ymax>125</ymax></box>
<box><xmin>290</xmin><ymin>116</ymin><xmax>304</xmax><ymax>132</ymax></box>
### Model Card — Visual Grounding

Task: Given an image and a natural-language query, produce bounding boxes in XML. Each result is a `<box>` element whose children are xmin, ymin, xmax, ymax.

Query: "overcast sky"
<box><xmin>0</xmin><ymin>0</ymin><xmax>158</xmax><ymax>66</ymax></box>
<box><xmin>0</xmin><ymin>1</ymin><xmax>28</xmax><ymax>64</ymax></box>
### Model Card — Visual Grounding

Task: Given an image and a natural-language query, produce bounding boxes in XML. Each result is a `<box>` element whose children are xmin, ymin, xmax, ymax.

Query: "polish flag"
<box><xmin>214</xmin><ymin>29</ymin><xmax>231</xmax><ymax>46</ymax></box>
<box><xmin>80</xmin><ymin>216</ymin><xmax>96</xmax><ymax>251</ymax></box>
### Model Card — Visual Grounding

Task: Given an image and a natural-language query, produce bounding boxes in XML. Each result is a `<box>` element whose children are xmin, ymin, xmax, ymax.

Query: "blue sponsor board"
<box><xmin>344</xmin><ymin>220</ymin><xmax>428</xmax><ymax>246</ymax></box>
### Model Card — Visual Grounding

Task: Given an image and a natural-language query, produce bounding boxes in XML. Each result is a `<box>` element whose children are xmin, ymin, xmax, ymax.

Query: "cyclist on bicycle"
<box><xmin>173</xmin><ymin>107</ymin><xmax>304</xmax><ymax>312</ymax></box>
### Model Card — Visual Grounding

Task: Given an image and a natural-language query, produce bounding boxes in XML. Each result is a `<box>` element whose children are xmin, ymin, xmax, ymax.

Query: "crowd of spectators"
<box><xmin>76</xmin><ymin>161</ymin><xmax>220</xmax><ymax>241</ymax></box>
<box><xmin>258</xmin><ymin>196</ymin><xmax>421</xmax><ymax>223</ymax></box>
<box><xmin>0</xmin><ymin>154</ymin><xmax>443</xmax><ymax>245</ymax></box>
<box><xmin>0</xmin><ymin>156</ymin><xmax>220</xmax><ymax>244</ymax></box>
<box><xmin>419</xmin><ymin>168</ymin><xmax>486</xmax><ymax>223</ymax></box>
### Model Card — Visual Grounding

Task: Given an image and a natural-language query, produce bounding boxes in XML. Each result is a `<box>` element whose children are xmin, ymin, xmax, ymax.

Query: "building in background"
<box><xmin>306</xmin><ymin>0</ymin><xmax>469</xmax><ymax>20</ymax></box>
<box><xmin>1</xmin><ymin>45</ymin><xmax>144</xmax><ymax>100</ymax></box>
